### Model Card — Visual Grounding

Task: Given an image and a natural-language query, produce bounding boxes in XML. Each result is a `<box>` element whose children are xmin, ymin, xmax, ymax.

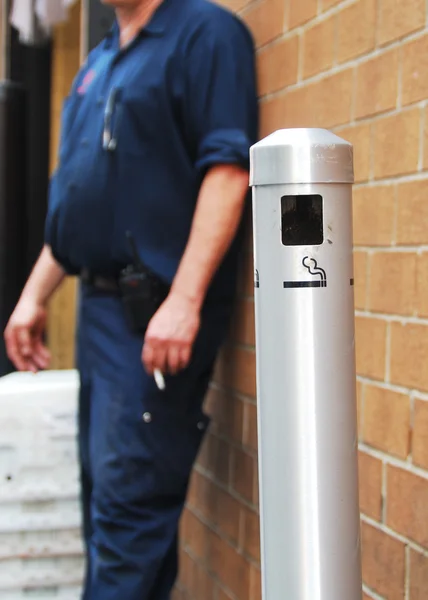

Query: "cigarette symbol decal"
<box><xmin>283</xmin><ymin>256</ymin><xmax>327</xmax><ymax>289</ymax></box>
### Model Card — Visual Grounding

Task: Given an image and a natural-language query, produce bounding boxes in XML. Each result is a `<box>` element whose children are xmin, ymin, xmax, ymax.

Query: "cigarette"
<box><xmin>154</xmin><ymin>369</ymin><xmax>166</xmax><ymax>391</ymax></box>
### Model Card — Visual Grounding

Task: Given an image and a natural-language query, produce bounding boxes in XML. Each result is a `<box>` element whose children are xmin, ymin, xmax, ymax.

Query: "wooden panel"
<box><xmin>47</xmin><ymin>1</ymin><xmax>81</xmax><ymax>370</ymax></box>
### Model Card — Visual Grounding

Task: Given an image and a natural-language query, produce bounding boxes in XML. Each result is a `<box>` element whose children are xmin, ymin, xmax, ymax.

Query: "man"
<box><xmin>4</xmin><ymin>0</ymin><xmax>258</xmax><ymax>597</ymax></box>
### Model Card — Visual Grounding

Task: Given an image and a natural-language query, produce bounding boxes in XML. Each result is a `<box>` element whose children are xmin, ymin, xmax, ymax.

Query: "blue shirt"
<box><xmin>45</xmin><ymin>0</ymin><xmax>258</xmax><ymax>309</ymax></box>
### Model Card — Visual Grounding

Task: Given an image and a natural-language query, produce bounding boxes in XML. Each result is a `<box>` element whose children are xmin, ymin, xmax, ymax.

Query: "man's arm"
<box><xmin>142</xmin><ymin>10</ymin><xmax>257</xmax><ymax>375</ymax></box>
<box><xmin>142</xmin><ymin>164</ymin><xmax>249</xmax><ymax>375</ymax></box>
<box><xmin>172</xmin><ymin>164</ymin><xmax>249</xmax><ymax>309</ymax></box>
<box><xmin>4</xmin><ymin>245</ymin><xmax>66</xmax><ymax>372</ymax></box>
<box><xmin>18</xmin><ymin>245</ymin><xmax>65</xmax><ymax>306</ymax></box>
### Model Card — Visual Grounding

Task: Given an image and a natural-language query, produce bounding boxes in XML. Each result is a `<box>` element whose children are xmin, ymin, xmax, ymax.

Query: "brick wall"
<box><xmin>176</xmin><ymin>1</ymin><xmax>428</xmax><ymax>599</ymax></box>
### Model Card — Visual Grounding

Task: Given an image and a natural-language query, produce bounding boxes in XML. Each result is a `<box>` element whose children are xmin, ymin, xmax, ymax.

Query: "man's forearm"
<box><xmin>19</xmin><ymin>245</ymin><xmax>66</xmax><ymax>306</ymax></box>
<box><xmin>170</xmin><ymin>164</ymin><xmax>249</xmax><ymax>310</ymax></box>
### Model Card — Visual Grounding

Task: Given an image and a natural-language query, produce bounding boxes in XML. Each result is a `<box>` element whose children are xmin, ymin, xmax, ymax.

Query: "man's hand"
<box><xmin>142</xmin><ymin>291</ymin><xmax>200</xmax><ymax>375</ymax></box>
<box><xmin>4</xmin><ymin>299</ymin><xmax>51</xmax><ymax>373</ymax></box>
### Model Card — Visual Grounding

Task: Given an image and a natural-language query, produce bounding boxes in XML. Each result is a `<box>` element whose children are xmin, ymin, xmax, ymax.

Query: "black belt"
<box><xmin>80</xmin><ymin>269</ymin><xmax>120</xmax><ymax>293</ymax></box>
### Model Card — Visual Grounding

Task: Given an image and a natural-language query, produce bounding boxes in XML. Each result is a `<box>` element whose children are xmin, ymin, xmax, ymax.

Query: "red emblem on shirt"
<box><xmin>77</xmin><ymin>69</ymin><xmax>96</xmax><ymax>95</ymax></box>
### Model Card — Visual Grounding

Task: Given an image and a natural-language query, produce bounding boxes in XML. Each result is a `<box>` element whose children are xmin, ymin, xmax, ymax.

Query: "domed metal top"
<box><xmin>249</xmin><ymin>128</ymin><xmax>354</xmax><ymax>186</ymax></box>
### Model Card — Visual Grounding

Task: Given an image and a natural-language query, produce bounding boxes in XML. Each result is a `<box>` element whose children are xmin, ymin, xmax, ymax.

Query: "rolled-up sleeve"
<box><xmin>182</xmin><ymin>12</ymin><xmax>259</xmax><ymax>174</ymax></box>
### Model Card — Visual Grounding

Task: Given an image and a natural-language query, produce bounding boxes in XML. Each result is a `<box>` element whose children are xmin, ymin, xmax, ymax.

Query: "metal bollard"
<box><xmin>250</xmin><ymin>128</ymin><xmax>362</xmax><ymax>600</ymax></box>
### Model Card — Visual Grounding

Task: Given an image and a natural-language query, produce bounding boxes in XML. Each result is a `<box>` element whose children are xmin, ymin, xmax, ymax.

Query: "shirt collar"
<box><xmin>105</xmin><ymin>0</ymin><xmax>176</xmax><ymax>47</ymax></box>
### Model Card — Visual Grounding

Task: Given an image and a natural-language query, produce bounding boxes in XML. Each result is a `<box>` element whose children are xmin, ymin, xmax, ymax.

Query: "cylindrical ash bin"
<box><xmin>250</xmin><ymin>128</ymin><xmax>361</xmax><ymax>600</ymax></box>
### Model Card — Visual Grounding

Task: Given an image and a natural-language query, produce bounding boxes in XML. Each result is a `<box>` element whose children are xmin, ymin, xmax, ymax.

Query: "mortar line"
<box><xmin>356</xmin><ymin>376</ymin><xmax>428</xmax><ymax>400</ymax></box>
<box><xmin>354</xmin><ymin>245</ymin><xmax>428</xmax><ymax>253</ymax></box>
<box><xmin>405</xmin><ymin>534</ymin><xmax>411</xmax><ymax>600</ymax></box>
<box><xmin>361</xmin><ymin>514</ymin><xmax>428</xmax><ymax>560</ymax></box>
<box><xmin>352</xmin><ymin>170</ymin><xmax>428</xmax><ymax>187</ymax></box>
<box><xmin>260</xmin><ymin>28</ymin><xmax>428</xmax><ymax>99</ymax></box>
<box><xmin>359</xmin><ymin>443</ymin><xmax>428</xmax><ymax>481</ymax></box>
<box><xmin>362</xmin><ymin>584</ymin><xmax>385</xmax><ymax>600</ymax></box>
<box><xmin>355</xmin><ymin>309</ymin><xmax>428</xmax><ymax>326</ymax></box>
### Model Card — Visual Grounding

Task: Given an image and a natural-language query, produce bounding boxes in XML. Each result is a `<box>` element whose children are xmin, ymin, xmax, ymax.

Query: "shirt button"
<box><xmin>81</xmin><ymin>138</ymin><xmax>89</xmax><ymax>147</ymax></box>
<box><xmin>97</xmin><ymin>97</ymin><xmax>104</xmax><ymax>106</ymax></box>
<box><xmin>197</xmin><ymin>421</ymin><xmax>205</xmax><ymax>431</ymax></box>
<box><xmin>142</xmin><ymin>412</ymin><xmax>152</xmax><ymax>423</ymax></box>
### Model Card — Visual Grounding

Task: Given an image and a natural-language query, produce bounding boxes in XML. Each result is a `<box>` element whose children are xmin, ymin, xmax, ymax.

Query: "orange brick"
<box><xmin>232</xmin><ymin>447</ymin><xmax>256</xmax><ymax>503</ymax></box>
<box><xmin>321</xmin><ymin>0</ymin><xmax>341</xmax><ymax>9</ymax></box>
<box><xmin>355</xmin><ymin>317</ymin><xmax>387</xmax><ymax>380</ymax></box>
<box><xmin>337</xmin><ymin>0</ymin><xmax>376</xmax><ymax>63</ymax></box>
<box><xmin>302</xmin><ymin>69</ymin><xmax>354</xmax><ymax>128</ymax></box>
<box><xmin>217</xmin><ymin>588</ymin><xmax>234</xmax><ymax>600</ymax></box>
<box><xmin>424</xmin><ymin>107</ymin><xmax>428</xmax><ymax>170</ymax></box>
<box><xmin>197</xmin><ymin>433</ymin><xmax>231</xmax><ymax>485</ymax></box>
<box><xmin>241</xmin><ymin>507</ymin><xmax>260</xmax><ymax>561</ymax></box>
<box><xmin>253</xmin><ymin>460</ymin><xmax>259</xmax><ymax>507</ymax></box>
<box><xmin>180</xmin><ymin>552</ymin><xmax>215</xmax><ymax>599</ymax></box>
<box><xmin>187</xmin><ymin>470</ymin><xmax>212</xmax><ymax>515</ymax></box>
<box><xmin>273</xmin><ymin>69</ymin><xmax>353</xmax><ymax>130</ymax></box>
<box><xmin>289</xmin><ymin>0</ymin><xmax>317</xmax><ymax>29</ymax></box>
<box><xmin>261</xmin><ymin>68</ymin><xmax>354</xmax><ymax>133</ymax></box>
<box><xmin>230</xmin><ymin>299</ymin><xmax>255</xmax><ymax>347</ymax></box>
<box><xmin>250</xmin><ymin>566</ymin><xmax>262</xmax><ymax>600</ymax></box>
<box><xmin>259</xmin><ymin>96</ymin><xmax>283</xmax><ymax>138</ymax></box>
<box><xmin>402</xmin><ymin>34</ymin><xmax>428</xmax><ymax>106</ymax></box>
<box><xmin>217</xmin><ymin>587</ymin><xmax>234</xmax><ymax>600</ymax></box>
<box><xmin>413</xmin><ymin>400</ymin><xmax>428</xmax><ymax>469</ymax></box>
<box><xmin>358</xmin><ymin>451</ymin><xmax>383</xmax><ymax>521</ymax></box>
<box><xmin>396</xmin><ymin>180</ymin><xmax>428</xmax><ymax>245</ymax></box>
<box><xmin>242</xmin><ymin>0</ymin><xmax>285</xmax><ymax>47</ymax></box>
<box><xmin>214</xmin><ymin>0</ymin><xmax>252</xmax><ymax>11</ymax></box>
<box><xmin>209</xmin><ymin>532</ymin><xmax>251</xmax><ymax>598</ymax></box>
<box><xmin>361</xmin><ymin>522</ymin><xmax>405</xmax><ymax>600</ymax></box>
<box><xmin>303</xmin><ymin>15</ymin><xmax>335</xmax><ymax>79</ymax></box>
<box><xmin>379</xmin><ymin>0</ymin><xmax>426</xmax><ymax>46</ymax></box>
<box><xmin>352</xmin><ymin>186</ymin><xmax>395</xmax><ymax>246</ymax></box>
<box><xmin>353</xmin><ymin>251</ymin><xmax>368</xmax><ymax>310</ymax></box>
<box><xmin>373</xmin><ymin>109</ymin><xmax>420</xmax><ymax>179</ymax></box>
<box><xmin>214</xmin><ymin>344</ymin><xmax>256</xmax><ymax>398</ymax></box>
<box><xmin>368</xmin><ymin>252</ymin><xmax>417</xmax><ymax>315</ymax></box>
<box><xmin>338</xmin><ymin>123</ymin><xmax>371</xmax><ymax>183</ymax></box>
<box><xmin>390</xmin><ymin>323</ymin><xmax>428</xmax><ymax>391</ymax></box>
<box><xmin>357</xmin><ymin>380</ymin><xmax>363</xmax><ymax>437</ymax></box>
<box><xmin>180</xmin><ymin>509</ymin><xmax>210</xmax><ymax>561</ymax></box>
<box><xmin>257</xmin><ymin>35</ymin><xmax>299</xmax><ymax>96</ymax></box>
<box><xmin>417</xmin><ymin>254</ymin><xmax>428</xmax><ymax>318</ymax></box>
<box><xmin>355</xmin><ymin>49</ymin><xmax>398</xmax><ymax>119</ymax></box>
<box><xmin>187</xmin><ymin>472</ymin><xmax>241</xmax><ymax>544</ymax></box>
<box><xmin>387</xmin><ymin>465</ymin><xmax>428</xmax><ymax>547</ymax></box>
<box><xmin>410</xmin><ymin>549</ymin><xmax>428</xmax><ymax>599</ymax></box>
<box><xmin>363</xmin><ymin>385</ymin><xmax>410</xmax><ymax>458</ymax></box>
<box><xmin>205</xmin><ymin>388</ymin><xmax>244</xmax><ymax>444</ymax></box>
<box><xmin>213</xmin><ymin>487</ymin><xmax>242</xmax><ymax>544</ymax></box>
<box><xmin>243</xmin><ymin>402</ymin><xmax>258</xmax><ymax>452</ymax></box>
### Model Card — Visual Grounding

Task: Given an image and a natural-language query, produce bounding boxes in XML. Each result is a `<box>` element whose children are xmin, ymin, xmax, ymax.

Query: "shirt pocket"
<box><xmin>111</xmin><ymin>89</ymin><xmax>163</xmax><ymax>159</ymax></box>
